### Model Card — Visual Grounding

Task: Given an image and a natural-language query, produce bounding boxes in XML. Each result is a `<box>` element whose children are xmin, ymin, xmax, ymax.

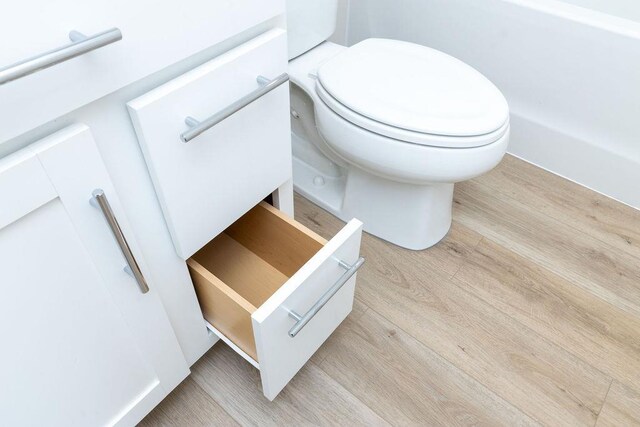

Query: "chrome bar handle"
<box><xmin>0</xmin><ymin>28</ymin><xmax>122</xmax><ymax>85</ymax></box>
<box><xmin>91</xmin><ymin>189</ymin><xmax>150</xmax><ymax>294</ymax></box>
<box><xmin>288</xmin><ymin>257</ymin><xmax>365</xmax><ymax>338</ymax></box>
<box><xmin>180</xmin><ymin>73</ymin><xmax>289</xmax><ymax>143</ymax></box>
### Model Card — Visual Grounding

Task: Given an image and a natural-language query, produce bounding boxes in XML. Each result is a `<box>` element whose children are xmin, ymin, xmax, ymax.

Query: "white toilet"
<box><xmin>287</xmin><ymin>0</ymin><xmax>510</xmax><ymax>250</ymax></box>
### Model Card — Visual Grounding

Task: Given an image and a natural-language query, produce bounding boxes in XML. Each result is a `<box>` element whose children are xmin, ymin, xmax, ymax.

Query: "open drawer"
<box><xmin>187</xmin><ymin>202</ymin><xmax>363</xmax><ymax>400</ymax></box>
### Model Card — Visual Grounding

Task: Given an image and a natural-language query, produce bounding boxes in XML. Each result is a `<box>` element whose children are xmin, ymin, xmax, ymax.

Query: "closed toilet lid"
<box><xmin>316</xmin><ymin>38</ymin><xmax>510</xmax><ymax>144</ymax></box>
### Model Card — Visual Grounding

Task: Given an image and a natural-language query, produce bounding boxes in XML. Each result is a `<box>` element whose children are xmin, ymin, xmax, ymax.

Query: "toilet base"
<box><xmin>341</xmin><ymin>168</ymin><xmax>454</xmax><ymax>250</ymax></box>
<box><xmin>293</xmin><ymin>157</ymin><xmax>453</xmax><ymax>250</ymax></box>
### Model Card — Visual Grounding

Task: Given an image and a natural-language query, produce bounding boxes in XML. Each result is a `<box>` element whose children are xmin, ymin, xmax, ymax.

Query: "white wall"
<box><xmin>337</xmin><ymin>0</ymin><xmax>640</xmax><ymax>208</ymax></box>
<box><xmin>329</xmin><ymin>0</ymin><xmax>351</xmax><ymax>45</ymax></box>
<box><xmin>561</xmin><ymin>0</ymin><xmax>640</xmax><ymax>22</ymax></box>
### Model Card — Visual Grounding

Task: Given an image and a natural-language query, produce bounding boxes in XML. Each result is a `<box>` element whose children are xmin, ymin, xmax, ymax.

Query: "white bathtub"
<box><xmin>340</xmin><ymin>0</ymin><xmax>640</xmax><ymax>208</ymax></box>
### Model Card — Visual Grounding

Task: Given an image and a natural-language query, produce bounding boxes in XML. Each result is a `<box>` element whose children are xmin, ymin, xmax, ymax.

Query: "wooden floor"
<box><xmin>140</xmin><ymin>155</ymin><xmax>640</xmax><ymax>427</ymax></box>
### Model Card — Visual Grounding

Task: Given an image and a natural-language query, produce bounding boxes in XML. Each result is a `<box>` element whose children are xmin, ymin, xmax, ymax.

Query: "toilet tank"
<box><xmin>286</xmin><ymin>0</ymin><xmax>339</xmax><ymax>59</ymax></box>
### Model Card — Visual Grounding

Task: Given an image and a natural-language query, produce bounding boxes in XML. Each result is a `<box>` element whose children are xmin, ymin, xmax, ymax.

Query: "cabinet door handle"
<box><xmin>91</xmin><ymin>189</ymin><xmax>150</xmax><ymax>294</ymax></box>
<box><xmin>0</xmin><ymin>28</ymin><xmax>122</xmax><ymax>85</ymax></box>
<box><xmin>180</xmin><ymin>73</ymin><xmax>289</xmax><ymax>143</ymax></box>
<box><xmin>288</xmin><ymin>257</ymin><xmax>365</xmax><ymax>337</ymax></box>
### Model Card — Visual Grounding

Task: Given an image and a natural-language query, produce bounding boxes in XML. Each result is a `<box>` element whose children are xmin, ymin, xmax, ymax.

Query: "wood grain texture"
<box><xmin>143</xmin><ymin>155</ymin><xmax>640</xmax><ymax>426</ymax></box>
<box><xmin>188</xmin><ymin>255</ymin><xmax>259</xmax><ymax>361</ymax></box>
<box><xmin>191</xmin><ymin>233</ymin><xmax>288</xmax><ymax>307</ymax></box>
<box><xmin>476</xmin><ymin>155</ymin><xmax>640</xmax><ymax>260</ymax></box>
<box><xmin>453</xmin><ymin>238</ymin><xmax>640</xmax><ymax>389</ymax></box>
<box><xmin>455</xmin><ymin>180</ymin><xmax>640</xmax><ymax>317</ymax></box>
<box><xmin>315</xmin><ymin>301</ymin><xmax>539</xmax><ymax>426</ymax></box>
<box><xmin>226</xmin><ymin>202</ymin><xmax>325</xmax><ymax>277</ymax></box>
<box><xmin>190</xmin><ymin>344</ymin><xmax>388</xmax><ymax>426</ymax></box>
<box><xmin>138</xmin><ymin>377</ymin><xmax>238</xmax><ymax>427</ymax></box>
<box><xmin>596</xmin><ymin>381</ymin><xmax>640</xmax><ymax>427</ymax></box>
<box><xmin>308</xmin><ymin>298</ymin><xmax>370</xmax><ymax>367</ymax></box>
<box><xmin>354</xmin><ymin>235</ymin><xmax>611</xmax><ymax>426</ymax></box>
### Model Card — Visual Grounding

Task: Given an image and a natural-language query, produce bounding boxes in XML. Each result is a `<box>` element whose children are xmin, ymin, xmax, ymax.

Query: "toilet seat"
<box><xmin>316</xmin><ymin>82</ymin><xmax>509</xmax><ymax>148</ymax></box>
<box><xmin>316</xmin><ymin>38</ymin><xmax>510</xmax><ymax>148</ymax></box>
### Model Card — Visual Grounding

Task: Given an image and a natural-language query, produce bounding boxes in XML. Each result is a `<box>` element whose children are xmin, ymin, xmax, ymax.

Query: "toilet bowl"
<box><xmin>288</xmin><ymin>38</ymin><xmax>510</xmax><ymax>250</ymax></box>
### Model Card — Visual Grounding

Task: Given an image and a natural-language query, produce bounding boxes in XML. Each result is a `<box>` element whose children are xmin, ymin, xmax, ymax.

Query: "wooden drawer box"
<box><xmin>188</xmin><ymin>202</ymin><xmax>363</xmax><ymax>400</ymax></box>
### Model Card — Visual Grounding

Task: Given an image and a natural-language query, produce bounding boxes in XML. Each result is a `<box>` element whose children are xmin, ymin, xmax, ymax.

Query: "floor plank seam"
<box><xmin>312</xmin><ymin>304</ymin><xmax>371</xmax><ymax>368</ymax></box>
<box><xmin>448</xmin><ymin>236</ymin><xmax>485</xmax><ymax>280</ymax></box>
<box><xmin>189</xmin><ymin>374</ymin><xmax>240</xmax><ymax>425</ymax></box>
<box><xmin>448</xmin><ymin>282</ymin><xmax>617</xmax><ymax>426</ymax></box>
<box><xmin>449</xmin><ymin>233</ymin><xmax>640</xmax><ymax>344</ymax></box>
<box><xmin>370</xmin><ymin>268</ymin><xmax>613</xmax><ymax>425</ymax></box>
<box><xmin>313</xmin><ymin>357</ymin><xmax>394</xmax><ymax>427</ymax></box>
<box><xmin>471</xmin><ymin>178</ymin><xmax>640</xmax><ymax>264</ymax></box>
<box><xmin>448</xmin><ymin>263</ymin><xmax>618</xmax><ymax>383</ymax></box>
<box><xmin>460</xmin><ymin>225</ymin><xmax>640</xmax><ymax>322</ymax></box>
<box><xmin>351</xmin><ymin>301</ymin><xmax>540</xmax><ymax>425</ymax></box>
<box><xmin>593</xmin><ymin>379</ymin><xmax>614</xmax><ymax>427</ymax></box>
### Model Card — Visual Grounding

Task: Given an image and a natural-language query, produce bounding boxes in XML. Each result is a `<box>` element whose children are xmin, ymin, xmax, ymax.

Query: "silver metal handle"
<box><xmin>180</xmin><ymin>73</ymin><xmax>290</xmax><ymax>143</ymax></box>
<box><xmin>91</xmin><ymin>189</ymin><xmax>150</xmax><ymax>294</ymax></box>
<box><xmin>288</xmin><ymin>257</ymin><xmax>365</xmax><ymax>338</ymax></box>
<box><xmin>0</xmin><ymin>28</ymin><xmax>122</xmax><ymax>85</ymax></box>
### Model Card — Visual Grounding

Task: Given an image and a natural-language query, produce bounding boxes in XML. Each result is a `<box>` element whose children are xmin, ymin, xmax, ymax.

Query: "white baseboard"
<box><xmin>508</xmin><ymin>113</ymin><xmax>640</xmax><ymax>210</ymax></box>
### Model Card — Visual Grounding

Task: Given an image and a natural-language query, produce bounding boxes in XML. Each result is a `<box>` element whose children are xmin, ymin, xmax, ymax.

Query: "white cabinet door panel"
<box><xmin>0</xmin><ymin>200</ymin><xmax>164</xmax><ymax>426</ymax></box>
<box><xmin>0</xmin><ymin>154</ymin><xmax>56</xmax><ymax>229</ymax></box>
<box><xmin>35</xmin><ymin>125</ymin><xmax>190</xmax><ymax>391</ymax></box>
<box><xmin>0</xmin><ymin>124</ymin><xmax>188</xmax><ymax>426</ymax></box>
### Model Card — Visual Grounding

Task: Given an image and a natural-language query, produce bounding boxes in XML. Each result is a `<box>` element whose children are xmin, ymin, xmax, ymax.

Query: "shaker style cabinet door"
<box><xmin>0</xmin><ymin>124</ymin><xmax>188</xmax><ymax>426</ymax></box>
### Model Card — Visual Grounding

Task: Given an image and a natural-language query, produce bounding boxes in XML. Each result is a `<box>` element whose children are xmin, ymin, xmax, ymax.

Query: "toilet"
<box><xmin>287</xmin><ymin>0</ymin><xmax>510</xmax><ymax>250</ymax></box>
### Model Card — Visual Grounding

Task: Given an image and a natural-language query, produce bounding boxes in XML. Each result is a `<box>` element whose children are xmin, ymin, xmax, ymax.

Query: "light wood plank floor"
<box><xmin>140</xmin><ymin>155</ymin><xmax>640</xmax><ymax>427</ymax></box>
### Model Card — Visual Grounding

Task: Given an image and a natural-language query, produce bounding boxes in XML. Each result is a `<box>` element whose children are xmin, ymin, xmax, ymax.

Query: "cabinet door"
<box><xmin>0</xmin><ymin>124</ymin><xmax>188</xmax><ymax>426</ymax></box>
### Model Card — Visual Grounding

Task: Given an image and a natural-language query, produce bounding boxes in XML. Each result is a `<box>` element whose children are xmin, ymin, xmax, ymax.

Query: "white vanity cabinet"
<box><xmin>0</xmin><ymin>0</ymin><xmax>293</xmax><ymax>374</ymax></box>
<box><xmin>127</xmin><ymin>28</ymin><xmax>365</xmax><ymax>400</ymax></box>
<box><xmin>0</xmin><ymin>0</ymin><xmax>364</xmax><ymax>418</ymax></box>
<box><xmin>0</xmin><ymin>125</ymin><xmax>189</xmax><ymax>426</ymax></box>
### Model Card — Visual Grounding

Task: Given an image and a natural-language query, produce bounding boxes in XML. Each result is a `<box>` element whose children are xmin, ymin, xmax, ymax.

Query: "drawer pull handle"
<box><xmin>0</xmin><ymin>28</ymin><xmax>122</xmax><ymax>85</ymax></box>
<box><xmin>180</xmin><ymin>73</ymin><xmax>289</xmax><ymax>143</ymax></box>
<box><xmin>91</xmin><ymin>189</ymin><xmax>150</xmax><ymax>294</ymax></box>
<box><xmin>288</xmin><ymin>257</ymin><xmax>365</xmax><ymax>338</ymax></box>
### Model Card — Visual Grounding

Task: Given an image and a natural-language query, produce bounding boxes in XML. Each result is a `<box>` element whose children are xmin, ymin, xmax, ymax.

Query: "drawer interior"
<box><xmin>187</xmin><ymin>202</ymin><xmax>327</xmax><ymax>361</ymax></box>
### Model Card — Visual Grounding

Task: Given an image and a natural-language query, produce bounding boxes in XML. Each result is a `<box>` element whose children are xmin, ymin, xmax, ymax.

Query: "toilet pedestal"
<box><xmin>339</xmin><ymin>168</ymin><xmax>454</xmax><ymax>250</ymax></box>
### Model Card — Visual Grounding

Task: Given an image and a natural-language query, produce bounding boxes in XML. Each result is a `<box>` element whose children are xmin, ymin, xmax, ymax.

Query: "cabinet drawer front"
<box><xmin>0</xmin><ymin>0</ymin><xmax>284</xmax><ymax>142</ymax></box>
<box><xmin>128</xmin><ymin>29</ymin><xmax>291</xmax><ymax>259</ymax></box>
<box><xmin>188</xmin><ymin>202</ymin><xmax>364</xmax><ymax>400</ymax></box>
<box><xmin>253</xmin><ymin>217</ymin><xmax>363</xmax><ymax>401</ymax></box>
